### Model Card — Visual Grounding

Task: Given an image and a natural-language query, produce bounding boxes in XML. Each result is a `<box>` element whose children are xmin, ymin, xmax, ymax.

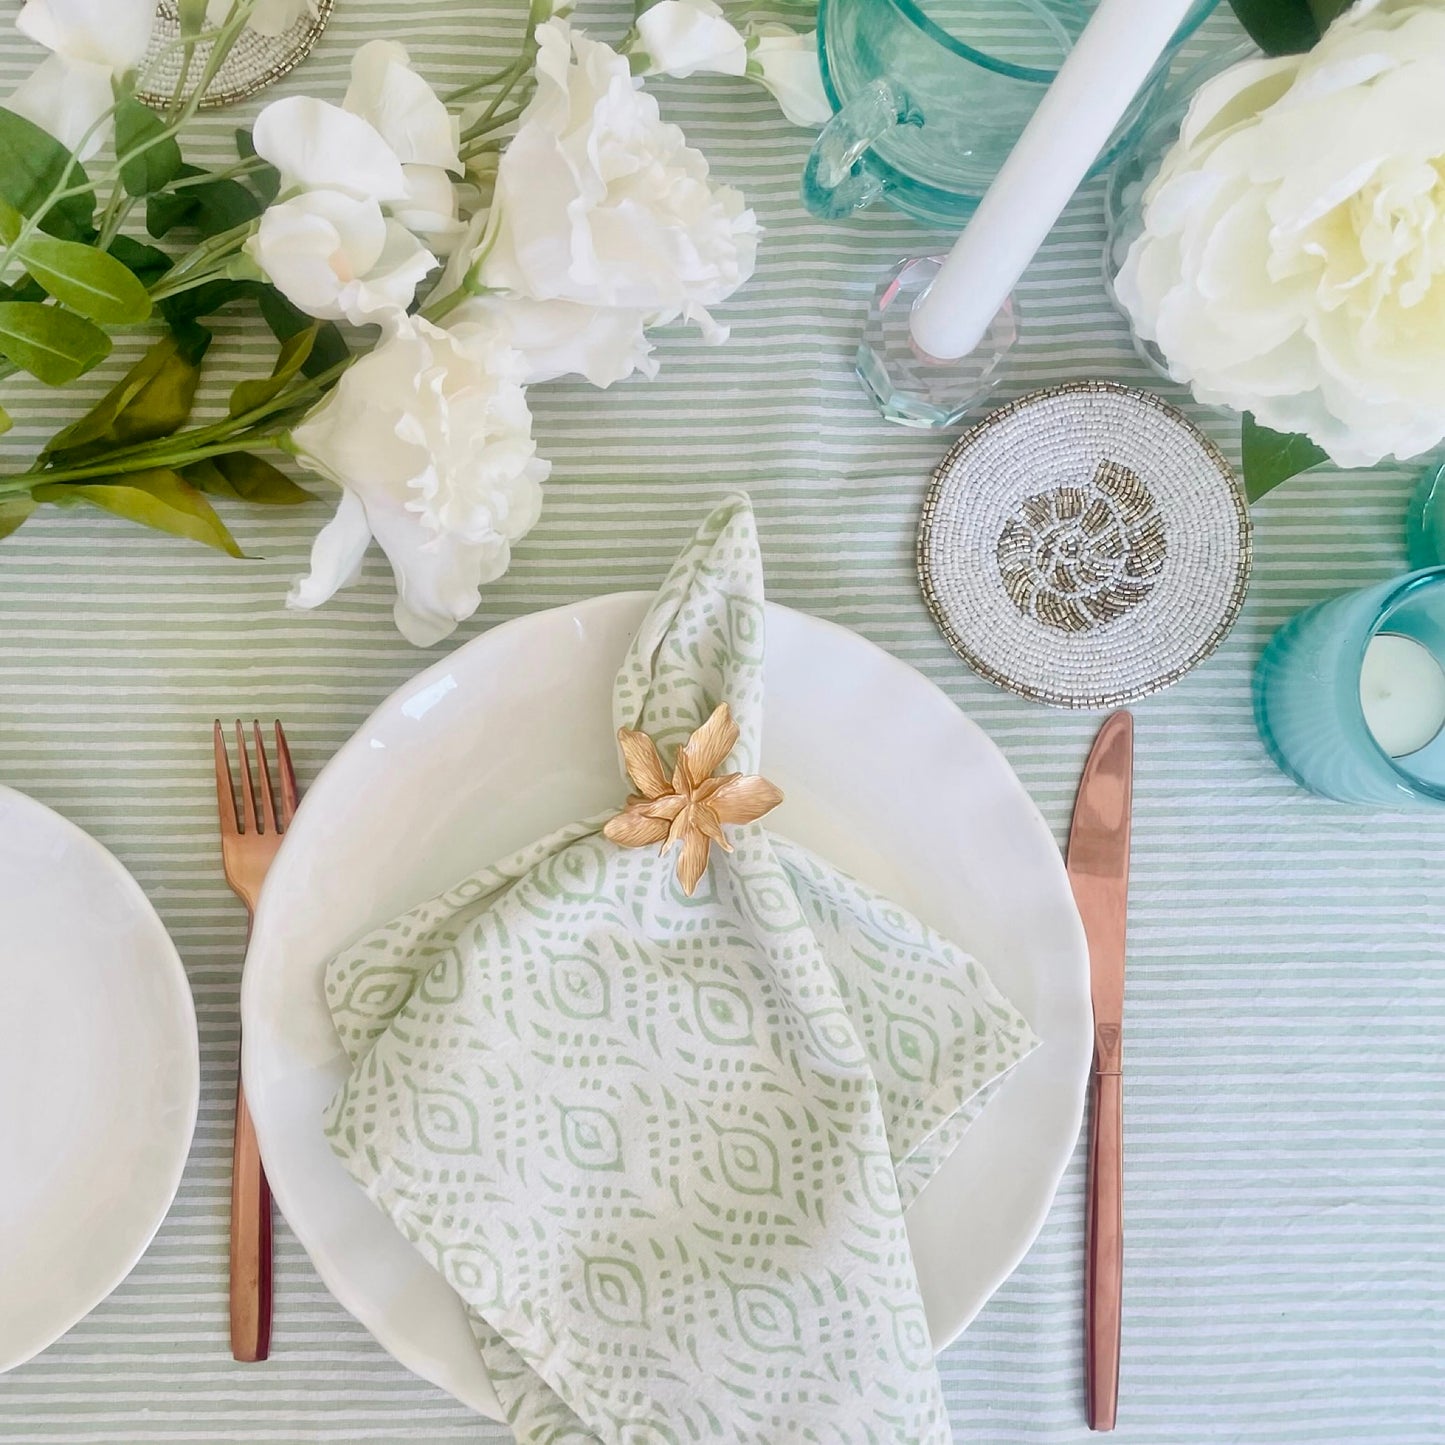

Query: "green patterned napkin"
<box><xmin>324</xmin><ymin>497</ymin><xmax>1038</xmax><ymax>1443</ymax></box>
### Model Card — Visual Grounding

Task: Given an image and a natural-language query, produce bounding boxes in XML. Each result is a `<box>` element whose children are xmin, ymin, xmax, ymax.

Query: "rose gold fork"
<box><xmin>213</xmin><ymin>720</ymin><xmax>298</xmax><ymax>1364</ymax></box>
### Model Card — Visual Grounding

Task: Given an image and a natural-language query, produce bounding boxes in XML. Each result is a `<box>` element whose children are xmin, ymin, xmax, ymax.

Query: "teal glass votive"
<box><xmin>1405</xmin><ymin>458</ymin><xmax>1445</xmax><ymax>569</ymax></box>
<box><xmin>1255</xmin><ymin>568</ymin><xmax>1445</xmax><ymax>805</ymax></box>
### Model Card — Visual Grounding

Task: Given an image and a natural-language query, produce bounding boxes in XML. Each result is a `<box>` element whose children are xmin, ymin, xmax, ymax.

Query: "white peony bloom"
<box><xmin>449</xmin><ymin>293</ymin><xmax>659</xmax><ymax>388</ymax></box>
<box><xmin>244</xmin><ymin>190</ymin><xmax>437</xmax><ymax>326</ymax></box>
<box><xmin>471</xmin><ymin>17</ymin><xmax>759</xmax><ymax>346</ymax></box>
<box><xmin>635</xmin><ymin>0</ymin><xmax>747</xmax><ymax>79</ymax></box>
<box><xmin>746</xmin><ymin>24</ymin><xmax>831</xmax><ymax>128</ymax></box>
<box><xmin>8</xmin><ymin>0</ymin><xmax>154</xmax><ymax>157</ymax></box>
<box><xmin>289</xmin><ymin>314</ymin><xmax>550</xmax><ymax>647</ymax></box>
<box><xmin>1115</xmin><ymin>0</ymin><xmax>1445</xmax><ymax>468</ymax></box>
<box><xmin>251</xmin><ymin>95</ymin><xmax>409</xmax><ymax>203</ymax></box>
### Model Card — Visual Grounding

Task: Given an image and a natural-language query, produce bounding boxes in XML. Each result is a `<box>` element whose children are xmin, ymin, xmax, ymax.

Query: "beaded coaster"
<box><xmin>136</xmin><ymin>0</ymin><xmax>334</xmax><ymax>110</ymax></box>
<box><xmin>917</xmin><ymin>381</ymin><xmax>1251</xmax><ymax>709</ymax></box>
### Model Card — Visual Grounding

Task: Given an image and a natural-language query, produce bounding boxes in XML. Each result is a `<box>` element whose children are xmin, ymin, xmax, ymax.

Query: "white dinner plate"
<box><xmin>242</xmin><ymin>595</ymin><xmax>1091</xmax><ymax>1418</ymax></box>
<box><xmin>0</xmin><ymin>785</ymin><xmax>198</xmax><ymax>1374</ymax></box>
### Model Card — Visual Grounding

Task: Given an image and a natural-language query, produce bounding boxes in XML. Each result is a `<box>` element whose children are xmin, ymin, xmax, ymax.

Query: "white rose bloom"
<box><xmin>244</xmin><ymin>190</ymin><xmax>437</xmax><ymax>326</ymax></box>
<box><xmin>8</xmin><ymin>0</ymin><xmax>154</xmax><ymax>157</ymax></box>
<box><xmin>477</xmin><ymin>17</ymin><xmax>759</xmax><ymax>346</ymax></box>
<box><xmin>450</xmin><ymin>293</ymin><xmax>659</xmax><ymax>388</ymax></box>
<box><xmin>1115</xmin><ymin>0</ymin><xmax>1445</xmax><ymax>468</ymax></box>
<box><xmin>289</xmin><ymin>315</ymin><xmax>549</xmax><ymax>647</ymax></box>
<box><xmin>746</xmin><ymin>24</ymin><xmax>831</xmax><ymax>128</ymax></box>
<box><xmin>635</xmin><ymin>0</ymin><xmax>747</xmax><ymax>79</ymax></box>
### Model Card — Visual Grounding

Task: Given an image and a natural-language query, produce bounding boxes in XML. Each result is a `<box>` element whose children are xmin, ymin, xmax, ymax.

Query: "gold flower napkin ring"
<box><xmin>603</xmin><ymin>703</ymin><xmax>783</xmax><ymax>895</ymax></box>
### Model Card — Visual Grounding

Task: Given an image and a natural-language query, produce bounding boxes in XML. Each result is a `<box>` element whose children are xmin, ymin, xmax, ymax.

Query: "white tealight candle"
<box><xmin>1359</xmin><ymin>633</ymin><xmax>1445</xmax><ymax>758</ymax></box>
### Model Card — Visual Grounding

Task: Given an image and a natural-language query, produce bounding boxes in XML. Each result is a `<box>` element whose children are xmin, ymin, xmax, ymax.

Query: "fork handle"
<box><xmin>230</xmin><ymin>1071</ymin><xmax>273</xmax><ymax>1362</ymax></box>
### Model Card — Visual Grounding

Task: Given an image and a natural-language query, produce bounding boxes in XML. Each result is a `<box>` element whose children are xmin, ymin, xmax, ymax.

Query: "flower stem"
<box><xmin>444</xmin><ymin>58</ymin><xmax>528</xmax><ymax>105</ymax></box>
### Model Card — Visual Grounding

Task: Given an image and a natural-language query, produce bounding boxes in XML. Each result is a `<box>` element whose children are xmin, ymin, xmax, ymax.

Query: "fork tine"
<box><xmin>213</xmin><ymin>721</ymin><xmax>240</xmax><ymax>836</ymax></box>
<box><xmin>234</xmin><ymin>720</ymin><xmax>258</xmax><ymax>835</ymax></box>
<box><xmin>273</xmin><ymin>721</ymin><xmax>299</xmax><ymax>829</ymax></box>
<box><xmin>252</xmin><ymin>721</ymin><xmax>279</xmax><ymax>836</ymax></box>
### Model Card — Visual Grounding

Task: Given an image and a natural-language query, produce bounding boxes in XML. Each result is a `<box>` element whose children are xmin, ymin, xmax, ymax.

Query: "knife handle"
<box><xmin>1085</xmin><ymin>1069</ymin><xmax>1122</xmax><ymax>1432</ymax></box>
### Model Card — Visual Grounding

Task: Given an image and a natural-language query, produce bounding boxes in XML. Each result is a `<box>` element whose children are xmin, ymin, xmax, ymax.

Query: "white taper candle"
<box><xmin>908</xmin><ymin>0</ymin><xmax>1196</xmax><ymax>362</ymax></box>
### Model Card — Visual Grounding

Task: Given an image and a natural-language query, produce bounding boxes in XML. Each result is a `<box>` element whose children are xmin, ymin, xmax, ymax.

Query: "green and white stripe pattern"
<box><xmin>0</xmin><ymin>4</ymin><xmax>1440</xmax><ymax>1441</ymax></box>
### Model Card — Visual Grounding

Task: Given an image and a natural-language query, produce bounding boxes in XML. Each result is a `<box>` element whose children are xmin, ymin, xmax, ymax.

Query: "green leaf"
<box><xmin>0</xmin><ymin>402</ymin><xmax>10</xmax><ymax>435</ymax></box>
<box><xmin>115</xmin><ymin>97</ymin><xmax>184</xmax><ymax>198</ymax></box>
<box><xmin>33</xmin><ymin>469</ymin><xmax>243</xmax><ymax>555</ymax></box>
<box><xmin>0</xmin><ymin>301</ymin><xmax>110</xmax><ymax>384</ymax></box>
<box><xmin>0</xmin><ymin>107</ymin><xmax>95</xmax><ymax>240</ymax></box>
<box><xmin>178</xmin><ymin>0</ymin><xmax>209</xmax><ymax>36</ymax></box>
<box><xmin>0</xmin><ymin>198</ymin><xmax>20</xmax><ymax>244</ymax></box>
<box><xmin>258</xmin><ymin>287</ymin><xmax>348</xmax><ymax>377</ymax></box>
<box><xmin>107</xmin><ymin>234</ymin><xmax>172</xmax><ymax>287</ymax></box>
<box><xmin>146</xmin><ymin>163</ymin><xmax>262</xmax><ymax>239</ymax></box>
<box><xmin>20</xmin><ymin>234</ymin><xmax>151</xmax><ymax>323</ymax></box>
<box><xmin>158</xmin><ymin>277</ymin><xmax>266</xmax><ymax>328</ymax></box>
<box><xmin>0</xmin><ymin>494</ymin><xmax>34</xmax><ymax>540</ymax></box>
<box><xmin>1242</xmin><ymin>413</ymin><xmax>1329</xmax><ymax>502</ymax></box>
<box><xmin>1227</xmin><ymin>0</ymin><xmax>1320</xmax><ymax>54</ymax></box>
<box><xmin>42</xmin><ymin>331</ymin><xmax>209</xmax><ymax>463</ymax></box>
<box><xmin>186</xmin><ymin>452</ymin><xmax>314</xmax><ymax>505</ymax></box>
<box><xmin>229</xmin><ymin>325</ymin><xmax>316</xmax><ymax>417</ymax></box>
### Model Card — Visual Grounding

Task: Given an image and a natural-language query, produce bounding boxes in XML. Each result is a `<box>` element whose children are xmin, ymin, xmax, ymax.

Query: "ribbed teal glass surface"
<box><xmin>1255</xmin><ymin>569</ymin><xmax>1445</xmax><ymax>806</ymax></box>
<box><xmin>803</xmin><ymin>0</ymin><xmax>1218</xmax><ymax>226</ymax></box>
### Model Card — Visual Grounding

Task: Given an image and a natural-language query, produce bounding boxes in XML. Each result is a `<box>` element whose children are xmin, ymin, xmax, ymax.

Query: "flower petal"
<box><xmin>344</xmin><ymin>39</ymin><xmax>461</xmax><ymax>171</ymax></box>
<box><xmin>252</xmin><ymin>95</ymin><xmax>408</xmax><ymax>202</ymax></box>
<box><xmin>618</xmin><ymin>727</ymin><xmax>671</xmax><ymax>798</ymax></box>
<box><xmin>710</xmin><ymin>773</ymin><xmax>783</xmax><ymax>827</ymax></box>
<box><xmin>604</xmin><ymin>808</ymin><xmax>672</xmax><ymax>848</ymax></box>
<box><xmin>17</xmin><ymin>0</ymin><xmax>153</xmax><ymax>69</ymax></box>
<box><xmin>287</xmin><ymin>488</ymin><xmax>372</xmax><ymax>612</ymax></box>
<box><xmin>637</xmin><ymin>0</ymin><xmax>747</xmax><ymax>79</ymax></box>
<box><xmin>677</xmin><ymin>703</ymin><xmax>738</xmax><ymax>790</ymax></box>
<box><xmin>675</xmin><ymin>825</ymin><xmax>712</xmax><ymax>896</ymax></box>
<box><xmin>7</xmin><ymin>52</ymin><xmax>114</xmax><ymax>158</ymax></box>
<box><xmin>642</xmin><ymin>792</ymin><xmax>687</xmax><ymax>821</ymax></box>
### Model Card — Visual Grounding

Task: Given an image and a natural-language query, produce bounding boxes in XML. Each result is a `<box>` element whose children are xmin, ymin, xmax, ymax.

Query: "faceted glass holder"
<box><xmin>855</xmin><ymin>256</ymin><xmax>1019</xmax><ymax>429</ymax></box>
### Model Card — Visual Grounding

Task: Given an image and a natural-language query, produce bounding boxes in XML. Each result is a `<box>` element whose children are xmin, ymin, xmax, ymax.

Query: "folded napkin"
<box><xmin>324</xmin><ymin>497</ymin><xmax>1039</xmax><ymax>1444</ymax></box>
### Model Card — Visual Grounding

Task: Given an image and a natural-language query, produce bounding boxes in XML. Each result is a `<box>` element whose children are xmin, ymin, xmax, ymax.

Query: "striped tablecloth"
<box><xmin>2</xmin><ymin>4</ymin><xmax>1440</xmax><ymax>1441</ymax></box>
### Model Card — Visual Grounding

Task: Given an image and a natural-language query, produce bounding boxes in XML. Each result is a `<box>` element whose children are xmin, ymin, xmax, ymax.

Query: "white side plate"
<box><xmin>0</xmin><ymin>785</ymin><xmax>198</xmax><ymax>1373</ymax></box>
<box><xmin>243</xmin><ymin>595</ymin><xmax>1091</xmax><ymax>1418</ymax></box>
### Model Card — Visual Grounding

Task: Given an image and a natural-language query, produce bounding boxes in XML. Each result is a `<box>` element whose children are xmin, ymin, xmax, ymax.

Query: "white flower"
<box><xmin>252</xmin><ymin>95</ymin><xmax>409</xmax><ymax>202</ymax></box>
<box><xmin>244</xmin><ymin>190</ymin><xmax>436</xmax><ymax>326</ymax></box>
<box><xmin>1115</xmin><ymin>0</ymin><xmax>1445</xmax><ymax>468</ymax></box>
<box><xmin>343</xmin><ymin>40</ymin><xmax>464</xmax><ymax>251</ymax></box>
<box><xmin>207</xmin><ymin>0</ymin><xmax>318</xmax><ymax>38</ymax></box>
<box><xmin>289</xmin><ymin>315</ymin><xmax>549</xmax><ymax>646</ymax></box>
<box><xmin>635</xmin><ymin>0</ymin><xmax>746</xmax><ymax>79</ymax></box>
<box><xmin>449</xmin><ymin>293</ymin><xmax>659</xmax><ymax>387</ymax></box>
<box><xmin>746</xmin><ymin>24</ymin><xmax>831</xmax><ymax>128</ymax></box>
<box><xmin>468</xmin><ymin>18</ymin><xmax>759</xmax><ymax>349</ymax></box>
<box><xmin>7</xmin><ymin>0</ymin><xmax>154</xmax><ymax>157</ymax></box>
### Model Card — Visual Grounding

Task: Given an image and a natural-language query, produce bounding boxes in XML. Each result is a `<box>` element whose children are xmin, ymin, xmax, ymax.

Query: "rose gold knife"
<box><xmin>1067</xmin><ymin>710</ymin><xmax>1134</xmax><ymax>1433</ymax></box>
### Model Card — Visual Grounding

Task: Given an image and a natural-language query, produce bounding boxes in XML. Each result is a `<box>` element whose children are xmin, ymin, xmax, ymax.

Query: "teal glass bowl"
<box><xmin>805</xmin><ymin>0</ymin><xmax>1220</xmax><ymax>228</ymax></box>
<box><xmin>1255</xmin><ymin>568</ymin><xmax>1445</xmax><ymax>806</ymax></box>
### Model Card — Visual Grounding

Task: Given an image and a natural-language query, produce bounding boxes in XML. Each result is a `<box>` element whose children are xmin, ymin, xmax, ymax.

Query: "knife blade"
<box><xmin>1067</xmin><ymin>709</ymin><xmax>1134</xmax><ymax>1433</ymax></box>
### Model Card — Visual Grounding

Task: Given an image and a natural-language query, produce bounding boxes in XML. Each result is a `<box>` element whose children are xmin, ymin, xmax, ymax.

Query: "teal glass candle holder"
<box><xmin>1405</xmin><ymin>458</ymin><xmax>1445</xmax><ymax>569</ymax></box>
<box><xmin>1255</xmin><ymin>568</ymin><xmax>1445</xmax><ymax>806</ymax></box>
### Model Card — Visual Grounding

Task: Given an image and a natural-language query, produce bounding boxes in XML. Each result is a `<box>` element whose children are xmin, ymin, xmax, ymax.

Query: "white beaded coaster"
<box><xmin>918</xmin><ymin>382</ymin><xmax>1251</xmax><ymax>709</ymax></box>
<box><xmin>136</xmin><ymin>0</ymin><xmax>333</xmax><ymax>110</ymax></box>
